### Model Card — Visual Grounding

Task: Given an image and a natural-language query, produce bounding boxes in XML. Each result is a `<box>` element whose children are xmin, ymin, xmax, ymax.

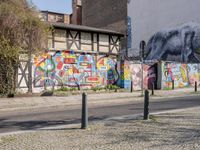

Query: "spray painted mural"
<box><xmin>161</xmin><ymin>62</ymin><xmax>200</xmax><ymax>89</ymax></box>
<box><xmin>129</xmin><ymin>64</ymin><xmax>142</xmax><ymax>90</ymax></box>
<box><xmin>97</xmin><ymin>56</ymin><xmax>119</xmax><ymax>85</ymax></box>
<box><xmin>121</xmin><ymin>61</ymin><xmax>131</xmax><ymax>89</ymax></box>
<box><xmin>145</xmin><ymin>23</ymin><xmax>200</xmax><ymax>63</ymax></box>
<box><xmin>129</xmin><ymin>64</ymin><xmax>157</xmax><ymax>90</ymax></box>
<box><xmin>143</xmin><ymin>65</ymin><xmax>157</xmax><ymax>89</ymax></box>
<box><xmin>128</xmin><ymin>62</ymin><xmax>200</xmax><ymax>90</ymax></box>
<box><xmin>187</xmin><ymin>64</ymin><xmax>200</xmax><ymax>86</ymax></box>
<box><xmin>33</xmin><ymin>50</ymin><xmax>119</xmax><ymax>89</ymax></box>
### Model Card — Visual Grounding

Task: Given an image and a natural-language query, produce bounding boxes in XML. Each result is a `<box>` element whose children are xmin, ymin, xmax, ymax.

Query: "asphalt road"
<box><xmin>0</xmin><ymin>95</ymin><xmax>199</xmax><ymax>133</ymax></box>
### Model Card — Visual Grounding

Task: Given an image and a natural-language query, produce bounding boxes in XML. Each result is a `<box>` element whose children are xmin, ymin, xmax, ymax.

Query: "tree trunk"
<box><xmin>28</xmin><ymin>50</ymin><xmax>32</xmax><ymax>93</ymax></box>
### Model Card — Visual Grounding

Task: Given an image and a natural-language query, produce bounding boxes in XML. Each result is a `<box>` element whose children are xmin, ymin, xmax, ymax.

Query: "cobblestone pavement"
<box><xmin>0</xmin><ymin>107</ymin><xmax>199</xmax><ymax>150</ymax></box>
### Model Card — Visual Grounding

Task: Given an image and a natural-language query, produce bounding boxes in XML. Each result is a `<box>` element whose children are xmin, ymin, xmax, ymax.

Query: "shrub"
<box><xmin>56</xmin><ymin>87</ymin><xmax>70</xmax><ymax>92</ymax></box>
<box><xmin>70</xmin><ymin>87</ymin><xmax>78</xmax><ymax>91</ymax></box>
<box><xmin>105</xmin><ymin>85</ymin><xmax>120</xmax><ymax>91</ymax></box>
<box><xmin>91</xmin><ymin>86</ymin><xmax>104</xmax><ymax>92</ymax></box>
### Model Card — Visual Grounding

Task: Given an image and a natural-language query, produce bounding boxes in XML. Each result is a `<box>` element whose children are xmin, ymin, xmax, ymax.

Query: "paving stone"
<box><xmin>0</xmin><ymin>107</ymin><xmax>199</xmax><ymax>150</ymax></box>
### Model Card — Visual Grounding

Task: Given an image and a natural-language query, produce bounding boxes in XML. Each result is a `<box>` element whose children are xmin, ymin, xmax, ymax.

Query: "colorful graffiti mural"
<box><xmin>129</xmin><ymin>64</ymin><xmax>156</xmax><ymax>90</ymax></box>
<box><xmin>33</xmin><ymin>50</ymin><xmax>200</xmax><ymax>91</ymax></box>
<box><xmin>162</xmin><ymin>63</ymin><xmax>189</xmax><ymax>89</ymax></box>
<box><xmin>143</xmin><ymin>65</ymin><xmax>156</xmax><ymax>89</ymax></box>
<box><xmin>129</xmin><ymin>64</ymin><xmax>142</xmax><ymax>90</ymax></box>
<box><xmin>97</xmin><ymin>56</ymin><xmax>119</xmax><ymax>85</ymax></box>
<box><xmin>117</xmin><ymin>61</ymin><xmax>200</xmax><ymax>91</ymax></box>
<box><xmin>121</xmin><ymin>61</ymin><xmax>131</xmax><ymax>89</ymax></box>
<box><xmin>187</xmin><ymin>64</ymin><xmax>200</xmax><ymax>86</ymax></box>
<box><xmin>128</xmin><ymin>62</ymin><xmax>200</xmax><ymax>90</ymax></box>
<box><xmin>34</xmin><ymin>51</ymin><xmax>119</xmax><ymax>89</ymax></box>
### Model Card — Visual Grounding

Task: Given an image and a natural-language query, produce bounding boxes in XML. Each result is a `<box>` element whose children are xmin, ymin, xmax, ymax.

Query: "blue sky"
<box><xmin>31</xmin><ymin>0</ymin><xmax>72</xmax><ymax>14</ymax></box>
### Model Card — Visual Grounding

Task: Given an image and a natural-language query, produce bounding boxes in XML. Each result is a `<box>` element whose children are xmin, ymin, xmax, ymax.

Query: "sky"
<box><xmin>31</xmin><ymin>0</ymin><xmax>72</xmax><ymax>14</ymax></box>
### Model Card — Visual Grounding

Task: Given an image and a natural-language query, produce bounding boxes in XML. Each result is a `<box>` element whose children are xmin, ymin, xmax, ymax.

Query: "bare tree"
<box><xmin>0</xmin><ymin>0</ymin><xmax>49</xmax><ymax>96</ymax></box>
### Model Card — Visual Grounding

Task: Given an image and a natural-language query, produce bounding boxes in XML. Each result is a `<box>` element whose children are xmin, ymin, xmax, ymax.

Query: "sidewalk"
<box><xmin>0</xmin><ymin>106</ymin><xmax>199</xmax><ymax>149</ymax></box>
<box><xmin>0</xmin><ymin>87</ymin><xmax>199</xmax><ymax>112</ymax></box>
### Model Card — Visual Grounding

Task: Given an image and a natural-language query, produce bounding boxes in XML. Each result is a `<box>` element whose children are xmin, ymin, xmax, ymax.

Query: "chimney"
<box><xmin>64</xmin><ymin>14</ymin><xmax>70</xmax><ymax>24</ymax></box>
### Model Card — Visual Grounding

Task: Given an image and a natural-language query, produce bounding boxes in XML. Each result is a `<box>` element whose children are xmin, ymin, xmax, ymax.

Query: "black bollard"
<box><xmin>130</xmin><ymin>81</ymin><xmax>133</xmax><ymax>93</ymax></box>
<box><xmin>81</xmin><ymin>92</ymin><xmax>88</xmax><ymax>129</ymax></box>
<box><xmin>195</xmin><ymin>81</ymin><xmax>197</xmax><ymax>92</ymax></box>
<box><xmin>172</xmin><ymin>80</ymin><xmax>174</xmax><ymax>90</ymax></box>
<box><xmin>144</xmin><ymin>90</ymin><xmax>149</xmax><ymax>120</ymax></box>
<box><xmin>151</xmin><ymin>82</ymin><xmax>154</xmax><ymax>96</ymax></box>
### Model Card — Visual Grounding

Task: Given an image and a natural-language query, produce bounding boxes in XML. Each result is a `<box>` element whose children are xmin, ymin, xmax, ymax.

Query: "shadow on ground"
<box><xmin>0</xmin><ymin>116</ymin><xmax>110</xmax><ymax>133</ymax></box>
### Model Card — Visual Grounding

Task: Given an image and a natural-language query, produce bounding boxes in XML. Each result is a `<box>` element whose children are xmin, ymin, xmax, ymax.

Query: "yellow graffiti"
<box><xmin>180</xmin><ymin>66</ymin><xmax>188</xmax><ymax>82</ymax></box>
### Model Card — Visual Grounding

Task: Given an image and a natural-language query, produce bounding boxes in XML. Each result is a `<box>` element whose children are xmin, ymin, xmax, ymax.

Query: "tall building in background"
<box><xmin>71</xmin><ymin>0</ymin><xmax>82</xmax><ymax>25</ymax></box>
<box><xmin>82</xmin><ymin>0</ymin><xmax>126</xmax><ymax>34</ymax></box>
<box><xmin>82</xmin><ymin>0</ymin><xmax>127</xmax><ymax>50</ymax></box>
<box><xmin>40</xmin><ymin>11</ymin><xmax>70</xmax><ymax>24</ymax></box>
<box><xmin>40</xmin><ymin>0</ymin><xmax>82</xmax><ymax>25</ymax></box>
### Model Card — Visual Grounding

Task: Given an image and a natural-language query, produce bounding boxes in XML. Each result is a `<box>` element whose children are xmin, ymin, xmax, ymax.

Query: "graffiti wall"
<box><xmin>33</xmin><ymin>50</ymin><xmax>119</xmax><ymax>89</ymax></box>
<box><xmin>97</xmin><ymin>56</ymin><xmax>119</xmax><ymax>85</ymax></box>
<box><xmin>187</xmin><ymin>64</ymin><xmax>200</xmax><ymax>86</ymax></box>
<box><xmin>161</xmin><ymin>62</ymin><xmax>200</xmax><ymax>89</ymax></box>
<box><xmin>129</xmin><ymin>64</ymin><xmax>157</xmax><ymax>90</ymax></box>
<box><xmin>143</xmin><ymin>65</ymin><xmax>157</xmax><ymax>89</ymax></box>
<box><xmin>127</xmin><ymin>62</ymin><xmax>200</xmax><ymax>91</ymax></box>
<box><xmin>33</xmin><ymin>50</ymin><xmax>200</xmax><ymax>91</ymax></box>
<box><xmin>161</xmin><ymin>63</ymin><xmax>188</xmax><ymax>89</ymax></box>
<box><xmin>121</xmin><ymin>61</ymin><xmax>131</xmax><ymax>89</ymax></box>
<box><xmin>129</xmin><ymin>64</ymin><xmax>142</xmax><ymax>90</ymax></box>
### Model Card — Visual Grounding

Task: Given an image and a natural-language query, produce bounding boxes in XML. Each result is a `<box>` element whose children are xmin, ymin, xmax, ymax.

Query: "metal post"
<box><xmin>141</xmin><ymin>63</ymin><xmax>144</xmax><ymax>96</ymax></box>
<box><xmin>195</xmin><ymin>81</ymin><xmax>197</xmax><ymax>92</ymax></box>
<box><xmin>151</xmin><ymin>81</ymin><xmax>154</xmax><ymax>96</ymax></box>
<box><xmin>144</xmin><ymin>90</ymin><xmax>149</xmax><ymax>120</ymax></box>
<box><xmin>140</xmin><ymin>41</ymin><xmax>146</xmax><ymax>97</ymax></box>
<box><xmin>172</xmin><ymin>80</ymin><xmax>175</xmax><ymax>90</ymax></box>
<box><xmin>130</xmin><ymin>81</ymin><xmax>133</xmax><ymax>93</ymax></box>
<box><xmin>81</xmin><ymin>92</ymin><xmax>88</xmax><ymax>129</ymax></box>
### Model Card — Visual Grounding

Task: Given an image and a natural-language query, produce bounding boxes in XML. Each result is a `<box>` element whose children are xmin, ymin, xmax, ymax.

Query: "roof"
<box><xmin>48</xmin><ymin>22</ymin><xmax>124</xmax><ymax>36</ymax></box>
<box><xmin>41</xmin><ymin>10</ymin><xmax>71</xmax><ymax>16</ymax></box>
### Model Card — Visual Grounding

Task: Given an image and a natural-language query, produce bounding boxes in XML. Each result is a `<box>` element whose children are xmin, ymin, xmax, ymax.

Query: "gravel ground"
<box><xmin>0</xmin><ymin>107</ymin><xmax>200</xmax><ymax>150</ymax></box>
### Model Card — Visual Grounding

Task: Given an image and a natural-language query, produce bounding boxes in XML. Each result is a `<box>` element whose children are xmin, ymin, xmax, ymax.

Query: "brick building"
<box><xmin>40</xmin><ymin>11</ymin><xmax>70</xmax><ymax>24</ymax></box>
<box><xmin>82</xmin><ymin>0</ymin><xmax>127</xmax><ymax>58</ymax></box>
<box><xmin>40</xmin><ymin>0</ymin><xmax>82</xmax><ymax>25</ymax></box>
<box><xmin>71</xmin><ymin>0</ymin><xmax>82</xmax><ymax>25</ymax></box>
<box><xmin>82</xmin><ymin>0</ymin><xmax>127</xmax><ymax>35</ymax></box>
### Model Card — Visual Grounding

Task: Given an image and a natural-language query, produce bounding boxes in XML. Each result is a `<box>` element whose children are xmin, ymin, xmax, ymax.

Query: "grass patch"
<box><xmin>149</xmin><ymin>115</ymin><xmax>158</xmax><ymax>122</ymax></box>
<box><xmin>0</xmin><ymin>136</ymin><xmax>16</xmax><ymax>144</ymax></box>
<box><xmin>55</xmin><ymin>87</ymin><xmax>79</xmax><ymax>92</ymax></box>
